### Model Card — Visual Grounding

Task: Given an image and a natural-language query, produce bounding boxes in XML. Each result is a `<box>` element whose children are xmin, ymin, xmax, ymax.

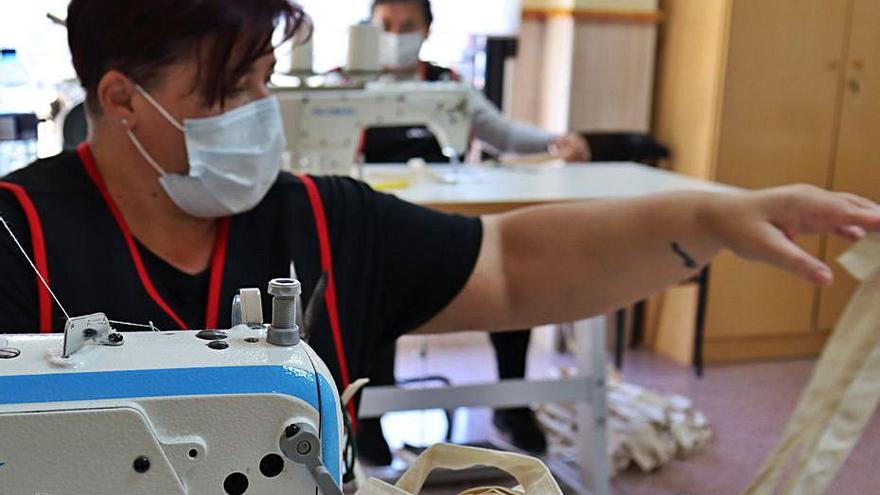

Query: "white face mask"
<box><xmin>379</xmin><ymin>31</ymin><xmax>424</xmax><ymax>69</ymax></box>
<box><xmin>126</xmin><ymin>85</ymin><xmax>286</xmax><ymax>218</ymax></box>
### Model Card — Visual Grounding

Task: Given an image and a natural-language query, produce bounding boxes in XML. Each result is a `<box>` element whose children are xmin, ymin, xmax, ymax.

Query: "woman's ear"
<box><xmin>96</xmin><ymin>70</ymin><xmax>136</xmax><ymax>127</ymax></box>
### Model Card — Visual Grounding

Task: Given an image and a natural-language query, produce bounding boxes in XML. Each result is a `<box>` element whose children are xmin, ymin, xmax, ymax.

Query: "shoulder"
<box><xmin>264</xmin><ymin>172</ymin><xmax>371</xmax><ymax>199</ymax></box>
<box><xmin>257</xmin><ymin>172</ymin><xmax>383</xmax><ymax>218</ymax></box>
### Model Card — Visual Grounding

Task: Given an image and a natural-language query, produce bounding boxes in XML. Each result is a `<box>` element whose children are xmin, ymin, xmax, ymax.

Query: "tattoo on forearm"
<box><xmin>671</xmin><ymin>242</ymin><xmax>699</xmax><ymax>269</ymax></box>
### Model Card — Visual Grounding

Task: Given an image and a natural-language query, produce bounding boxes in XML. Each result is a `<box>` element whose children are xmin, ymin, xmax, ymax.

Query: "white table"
<box><xmin>357</xmin><ymin>162</ymin><xmax>733</xmax><ymax>495</ymax></box>
<box><xmin>363</xmin><ymin>162</ymin><xmax>732</xmax><ymax>214</ymax></box>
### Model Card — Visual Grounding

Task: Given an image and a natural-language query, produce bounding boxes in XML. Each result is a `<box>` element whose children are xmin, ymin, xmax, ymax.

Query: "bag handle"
<box><xmin>393</xmin><ymin>444</ymin><xmax>563</xmax><ymax>495</ymax></box>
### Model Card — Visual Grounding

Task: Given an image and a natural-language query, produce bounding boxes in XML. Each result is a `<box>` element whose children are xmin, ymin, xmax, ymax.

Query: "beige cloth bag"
<box><xmin>355</xmin><ymin>444</ymin><xmax>563</xmax><ymax>495</ymax></box>
<box><xmin>741</xmin><ymin>234</ymin><xmax>880</xmax><ymax>495</ymax></box>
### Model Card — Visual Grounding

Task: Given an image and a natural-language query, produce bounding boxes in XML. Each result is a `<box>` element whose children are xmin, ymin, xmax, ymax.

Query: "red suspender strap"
<box><xmin>77</xmin><ymin>143</ymin><xmax>230</xmax><ymax>330</ymax></box>
<box><xmin>204</xmin><ymin>218</ymin><xmax>230</xmax><ymax>329</ymax></box>
<box><xmin>356</xmin><ymin>129</ymin><xmax>367</xmax><ymax>161</ymax></box>
<box><xmin>299</xmin><ymin>175</ymin><xmax>357</xmax><ymax>424</ymax></box>
<box><xmin>0</xmin><ymin>182</ymin><xmax>52</xmax><ymax>333</ymax></box>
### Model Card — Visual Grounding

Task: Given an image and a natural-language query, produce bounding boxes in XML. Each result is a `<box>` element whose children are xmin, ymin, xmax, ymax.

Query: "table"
<box><xmin>357</xmin><ymin>162</ymin><xmax>734</xmax><ymax>494</ymax></box>
<box><xmin>364</xmin><ymin>162</ymin><xmax>732</xmax><ymax>214</ymax></box>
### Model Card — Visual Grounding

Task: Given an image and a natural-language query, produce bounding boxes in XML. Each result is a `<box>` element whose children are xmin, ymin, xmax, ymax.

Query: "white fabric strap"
<box><xmin>741</xmin><ymin>235</ymin><xmax>880</xmax><ymax>495</ymax></box>
<box><xmin>341</xmin><ymin>378</ymin><xmax>370</xmax><ymax>407</ymax></box>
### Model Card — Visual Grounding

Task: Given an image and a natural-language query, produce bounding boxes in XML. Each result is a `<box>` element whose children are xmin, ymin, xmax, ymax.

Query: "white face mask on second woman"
<box><xmin>379</xmin><ymin>31</ymin><xmax>424</xmax><ymax>69</ymax></box>
<box><xmin>125</xmin><ymin>84</ymin><xmax>286</xmax><ymax>218</ymax></box>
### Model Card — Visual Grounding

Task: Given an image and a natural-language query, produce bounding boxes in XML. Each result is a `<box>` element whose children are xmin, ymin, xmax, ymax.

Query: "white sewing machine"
<box><xmin>274</xmin><ymin>81</ymin><xmax>474</xmax><ymax>175</ymax></box>
<box><xmin>0</xmin><ymin>279</ymin><xmax>345</xmax><ymax>495</ymax></box>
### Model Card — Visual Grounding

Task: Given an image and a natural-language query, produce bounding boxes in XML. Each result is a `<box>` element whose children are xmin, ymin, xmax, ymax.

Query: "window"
<box><xmin>0</xmin><ymin>0</ymin><xmax>75</xmax><ymax>87</ymax></box>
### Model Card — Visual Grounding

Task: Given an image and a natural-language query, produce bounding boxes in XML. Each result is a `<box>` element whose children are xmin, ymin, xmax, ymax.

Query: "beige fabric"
<box><xmin>457</xmin><ymin>488</ymin><xmax>525</xmax><ymax>495</ymax></box>
<box><xmin>342</xmin><ymin>378</ymin><xmax>371</xmax><ymax>407</ymax></box>
<box><xmin>536</xmin><ymin>367</ymin><xmax>712</xmax><ymax>475</ymax></box>
<box><xmin>355</xmin><ymin>444</ymin><xmax>562</xmax><ymax>495</ymax></box>
<box><xmin>357</xmin><ymin>479</ymin><xmax>410</xmax><ymax>495</ymax></box>
<box><xmin>741</xmin><ymin>235</ymin><xmax>880</xmax><ymax>495</ymax></box>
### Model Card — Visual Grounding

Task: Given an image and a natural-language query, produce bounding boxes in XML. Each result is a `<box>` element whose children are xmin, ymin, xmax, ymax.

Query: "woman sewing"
<box><xmin>0</xmin><ymin>0</ymin><xmax>878</xmax><ymax>477</ymax></box>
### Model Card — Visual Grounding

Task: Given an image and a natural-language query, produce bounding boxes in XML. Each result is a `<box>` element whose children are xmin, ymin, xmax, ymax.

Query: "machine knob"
<box><xmin>267</xmin><ymin>278</ymin><xmax>301</xmax><ymax>347</ymax></box>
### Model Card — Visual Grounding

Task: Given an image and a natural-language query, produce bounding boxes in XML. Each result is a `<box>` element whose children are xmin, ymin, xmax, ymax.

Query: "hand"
<box><xmin>550</xmin><ymin>133</ymin><xmax>591</xmax><ymax>162</ymax></box>
<box><xmin>705</xmin><ymin>184</ymin><xmax>880</xmax><ymax>285</ymax></box>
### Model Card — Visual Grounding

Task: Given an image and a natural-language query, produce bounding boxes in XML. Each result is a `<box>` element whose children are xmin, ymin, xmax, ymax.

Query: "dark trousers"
<box><xmin>358</xmin><ymin>329</ymin><xmax>532</xmax><ymax>451</ymax></box>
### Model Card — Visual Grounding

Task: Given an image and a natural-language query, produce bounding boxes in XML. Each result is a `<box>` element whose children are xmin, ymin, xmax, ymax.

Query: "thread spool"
<box><xmin>289</xmin><ymin>37</ymin><xmax>314</xmax><ymax>75</ymax></box>
<box><xmin>346</xmin><ymin>24</ymin><xmax>381</xmax><ymax>74</ymax></box>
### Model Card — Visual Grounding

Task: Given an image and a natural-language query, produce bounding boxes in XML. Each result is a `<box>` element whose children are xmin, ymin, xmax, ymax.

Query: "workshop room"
<box><xmin>1</xmin><ymin>0</ymin><xmax>879</xmax><ymax>494</ymax></box>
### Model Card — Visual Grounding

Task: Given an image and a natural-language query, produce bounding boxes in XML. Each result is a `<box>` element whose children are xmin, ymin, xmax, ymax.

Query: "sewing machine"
<box><xmin>274</xmin><ymin>81</ymin><xmax>474</xmax><ymax>175</ymax></box>
<box><xmin>0</xmin><ymin>279</ymin><xmax>345</xmax><ymax>495</ymax></box>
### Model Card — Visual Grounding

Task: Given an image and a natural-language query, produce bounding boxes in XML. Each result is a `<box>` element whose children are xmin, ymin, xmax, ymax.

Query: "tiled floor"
<box><xmin>381</xmin><ymin>331</ymin><xmax>880</xmax><ymax>495</ymax></box>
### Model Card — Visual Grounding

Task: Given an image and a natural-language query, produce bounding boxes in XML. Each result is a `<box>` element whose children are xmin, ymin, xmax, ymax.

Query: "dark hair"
<box><xmin>371</xmin><ymin>0</ymin><xmax>433</xmax><ymax>27</ymax></box>
<box><xmin>67</xmin><ymin>0</ymin><xmax>310</xmax><ymax>111</ymax></box>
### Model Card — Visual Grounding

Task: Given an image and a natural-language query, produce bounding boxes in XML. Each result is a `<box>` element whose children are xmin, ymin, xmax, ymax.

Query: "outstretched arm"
<box><xmin>416</xmin><ymin>185</ymin><xmax>880</xmax><ymax>334</ymax></box>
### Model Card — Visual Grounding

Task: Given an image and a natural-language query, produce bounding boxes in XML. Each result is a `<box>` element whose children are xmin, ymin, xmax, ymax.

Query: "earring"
<box><xmin>120</xmin><ymin>118</ymin><xmax>129</xmax><ymax>127</ymax></box>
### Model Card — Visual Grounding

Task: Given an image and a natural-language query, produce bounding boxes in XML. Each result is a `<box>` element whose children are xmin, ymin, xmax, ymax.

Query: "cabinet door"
<box><xmin>706</xmin><ymin>0</ymin><xmax>851</xmax><ymax>339</ymax></box>
<box><xmin>817</xmin><ymin>0</ymin><xmax>880</xmax><ymax>331</ymax></box>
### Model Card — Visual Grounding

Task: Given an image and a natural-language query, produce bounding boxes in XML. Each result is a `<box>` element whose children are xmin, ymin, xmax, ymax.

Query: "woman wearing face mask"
<box><xmin>364</xmin><ymin>0</ymin><xmax>590</xmax><ymax>164</ymax></box>
<box><xmin>1</xmin><ymin>0</ymin><xmax>879</xmax><ymax>484</ymax></box>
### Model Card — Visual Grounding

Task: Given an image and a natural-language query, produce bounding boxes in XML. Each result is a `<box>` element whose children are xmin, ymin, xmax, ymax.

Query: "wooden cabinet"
<box><xmin>654</xmin><ymin>0</ymin><xmax>877</xmax><ymax>362</ymax></box>
<box><xmin>817</xmin><ymin>0</ymin><xmax>880</xmax><ymax>332</ymax></box>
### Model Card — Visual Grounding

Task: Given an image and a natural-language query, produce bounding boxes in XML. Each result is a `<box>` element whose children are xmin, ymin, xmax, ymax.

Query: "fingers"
<box><xmin>559</xmin><ymin>144</ymin><xmax>584</xmax><ymax>162</ymax></box>
<box><xmin>838</xmin><ymin>192</ymin><xmax>877</xmax><ymax>209</ymax></box>
<box><xmin>555</xmin><ymin>134</ymin><xmax>590</xmax><ymax>162</ymax></box>
<box><xmin>835</xmin><ymin>225</ymin><xmax>867</xmax><ymax>242</ymax></box>
<box><xmin>758</xmin><ymin>225</ymin><xmax>834</xmax><ymax>285</ymax></box>
<box><xmin>830</xmin><ymin>193</ymin><xmax>880</xmax><ymax>230</ymax></box>
<box><xmin>570</xmin><ymin>134</ymin><xmax>590</xmax><ymax>161</ymax></box>
<box><xmin>833</xmin><ymin>194</ymin><xmax>873</xmax><ymax>240</ymax></box>
<box><xmin>839</xmin><ymin>207</ymin><xmax>880</xmax><ymax>232</ymax></box>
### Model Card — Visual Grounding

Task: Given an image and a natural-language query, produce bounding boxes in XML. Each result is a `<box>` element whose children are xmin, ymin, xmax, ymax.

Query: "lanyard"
<box><xmin>77</xmin><ymin>143</ymin><xmax>229</xmax><ymax>330</ymax></box>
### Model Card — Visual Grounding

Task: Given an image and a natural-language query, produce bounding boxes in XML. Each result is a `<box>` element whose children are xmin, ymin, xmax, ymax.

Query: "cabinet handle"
<box><xmin>849</xmin><ymin>78</ymin><xmax>861</xmax><ymax>95</ymax></box>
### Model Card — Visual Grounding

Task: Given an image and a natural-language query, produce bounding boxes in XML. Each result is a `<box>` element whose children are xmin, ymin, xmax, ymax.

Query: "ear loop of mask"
<box><xmin>124</xmin><ymin>84</ymin><xmax>187</xmax><ymax>178</ymax></box>
<box><xmin>124</xmin><ymin>122</ymin><xmax>168</xmax><ymax>178</ymax></box>
<box><xmin>133</xmin><ymin>84</ymin><xmax>185</xmax><ymax>132</ymax></box>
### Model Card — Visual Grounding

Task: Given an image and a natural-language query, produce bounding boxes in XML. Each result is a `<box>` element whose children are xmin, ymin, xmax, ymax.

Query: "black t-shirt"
<box><xmin>0</xmin><ymin>150</ymin><xmax>482</xmax><ymax>385</ymax></box>
<box><xmin>135</xmin><ymin>239</ymin><xmax>211</xmax><ymax>328</ymax></box>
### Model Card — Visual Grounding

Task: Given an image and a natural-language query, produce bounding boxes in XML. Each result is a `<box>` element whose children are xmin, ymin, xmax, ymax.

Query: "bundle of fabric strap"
<box><xmin>355</xmin><ymin>443</ymin><xmax>563</xmax><ymax>495</ymax></box>
<box><xmin>740</xmin><ymin>233</ymin><xmax>880</xmax><ymax>495</ymax></box>
<box><xmin>536</xmin><ymin>366</ymin><xmax>713</xmax><ymax>474</ymax></box>
<box><xmin>606</xmin><ymin>369</ymin><xmax>713</xmax><ymax>473</ymax></box>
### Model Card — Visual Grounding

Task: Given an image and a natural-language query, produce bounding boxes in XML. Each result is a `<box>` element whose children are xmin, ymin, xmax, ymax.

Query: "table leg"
<box><xmin>575</xmin><ymin>316</ymin><xmax>611</xmax><ymax>495</ymax></box>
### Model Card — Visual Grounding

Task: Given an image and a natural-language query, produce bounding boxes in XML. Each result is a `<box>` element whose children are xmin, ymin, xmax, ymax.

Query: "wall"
<box><xmin>507</xmin><ymin>0</ymin><xmax>661</xmax><ymax>134</ymax></box>
<box><xmin>653</xmin><ymin>0</ymin><xmax>732</xmax><ymax>179</ymax></box>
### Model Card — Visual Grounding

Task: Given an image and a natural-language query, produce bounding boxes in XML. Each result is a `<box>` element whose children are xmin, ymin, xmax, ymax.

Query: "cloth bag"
<box><xmin>355</xmin><ymin>444</ymin><xmax>563</xmax><ymax>495</ymax></box>
<box><xmin>741</xmin><ymin>234</ymin><xmax>880</xmax><ymax>495</ymax></box>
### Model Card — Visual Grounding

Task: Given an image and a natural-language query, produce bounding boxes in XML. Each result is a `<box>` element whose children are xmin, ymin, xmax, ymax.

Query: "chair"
<box><xmin>62</xmin><ymin>101</ymin><xmax>87</xmax><ymax>150</ymax></box>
